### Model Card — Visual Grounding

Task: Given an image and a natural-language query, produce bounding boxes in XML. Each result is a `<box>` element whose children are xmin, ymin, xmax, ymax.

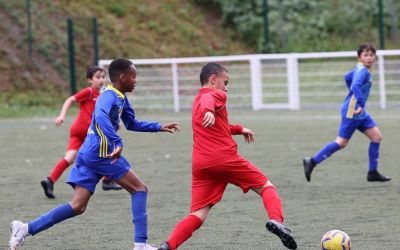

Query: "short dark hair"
<box><xmin>199</xmin><ymin>62</ymin><xmax>228</xmax><ymax>86</ymax></box>
<box><xmin>86</xmin><ymin>66</ymin><xmax>105</xmax><ymax>79</ymax></box>
<box><xmin>357</xmin><ymin>43</ymin><xmax>376</xmax><ymax>57</ymax></box>
<box><xmin>108</xmin><ymin>58</ymin><xmax>133</xmax><ymax>83</ymax></box>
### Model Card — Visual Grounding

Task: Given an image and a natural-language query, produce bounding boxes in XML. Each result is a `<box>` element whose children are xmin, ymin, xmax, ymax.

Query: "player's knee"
<box><xmin>129</xmin><ymin>184</ymin><xmax>148</xmax><ymax>193</ymax></box>
<box><xmin>71</xmin><ymin>204</ymin><xmax>87</xmax><ymax>215</ymax></box>
<box><xmin>373</xmin><ymin>133</ymin><xmax>383</xmax><ymax>143</ymax></box>
<box><xmin>335</xmin><ymin>140</ymin><xmax>347</xmax><ymax>148</ymax></box>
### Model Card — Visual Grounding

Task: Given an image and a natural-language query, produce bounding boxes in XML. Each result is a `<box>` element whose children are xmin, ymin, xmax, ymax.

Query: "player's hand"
<box><xmin>203</xmin><ymin>112</ymin><xmax>215</xmax><ymax>128</ymax></box>
<box><xmin>160</xmin><ymin>122</ymin><xmax>181</xmax><ymax>133</ymax></box>
<box><xmin>242</xmin><ymin>127</ymin><xmax>255</xmax><ymax>143</ymax></box>
<box><xmin>353</xmin><ymin>107</ymin><xmax>363</xmax><ymax>115</ymax></box>
<box><xmin>106</xmin><ymin>146</ymin><xmax>123</xmax><ymax>163</ymax></box>
<box><xmin>54</xmin><ymin>116</ymin><xmax>65</xmax><ymax>127</ymax></box>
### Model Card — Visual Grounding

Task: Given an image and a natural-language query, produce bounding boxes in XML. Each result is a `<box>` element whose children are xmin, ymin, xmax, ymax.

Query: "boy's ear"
<box><xmin>119</xmin><ymin>73</ymin><xmax>125</xmax><ymax>82</ymax></box>
<box><xmin>210</xmin><ymin>74</ymin><xmax>216</xmax><ymax>85</ymax></box>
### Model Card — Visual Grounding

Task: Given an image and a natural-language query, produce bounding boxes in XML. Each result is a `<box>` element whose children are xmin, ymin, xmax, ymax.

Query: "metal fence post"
<box><xmin>67</xmin><ymin>18</ymin><xmax>76</xmax><ymax>95</ymax></box>
<box><xmin>377</xmin><ymin>54</ymin><xmax>387</xmax><ymax>109</ymax></box>
<box><xmin>250</xmin><ymin>57</ymin><xmax>262</xmax><ymax>110</ymax></box>
<box><xmin>287</xmin><ymin>55</ymin><xmax>300</xmax><ymax>110</ymax></box>
<box><xmin>92</xmin><ymin>17</ymin><xmax>99</xmax><ymax>66</ymax></box>
<box><xmin>171</xmin><ymin>62</ymin><xmax>180</xmax><ymax>112</ymax></box>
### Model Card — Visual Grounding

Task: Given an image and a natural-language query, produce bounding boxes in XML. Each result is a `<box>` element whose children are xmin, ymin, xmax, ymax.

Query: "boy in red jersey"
<box><xmin>158</xmin><ymin>63</ymin><xmax>297</xmax><ymax>250</ymax></box>
<box><xmin>41</xmin><ymin>66</ymin><xmax>121</xmax><ymax>199</ymax></box>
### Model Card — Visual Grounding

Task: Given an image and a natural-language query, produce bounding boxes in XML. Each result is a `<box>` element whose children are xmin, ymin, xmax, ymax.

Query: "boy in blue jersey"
<box><xmin>303</xmin><ymin>43</ymin><xmax>390</xmax><ymax>183</ymax></box>
<box><xmin>8</xmin><ymin>58</ymin><xmax>181</xmax><ymax>250</ymax></box>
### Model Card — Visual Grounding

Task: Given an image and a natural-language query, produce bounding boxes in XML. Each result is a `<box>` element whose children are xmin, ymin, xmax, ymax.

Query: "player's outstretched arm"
<box><xmin>242</xmin><ymin>127</ymin><xmax>255</xmax><ymax>143</ymax></box>
<box><xmin>55</xmin><ymin>96</ymin><xmax>76</xmax><ymax>127</ymax></box>
<box><xmin>160</xmin><ymin>122</ymin><xmax>181</xmax><ymax>133</ymax></box>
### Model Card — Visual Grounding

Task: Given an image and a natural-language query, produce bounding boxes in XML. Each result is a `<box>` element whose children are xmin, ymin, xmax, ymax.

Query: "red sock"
<box><xmin>167</xmin><ymin>214</ymin><xmax>203</xmax><ymax>250</ymax></box>
<box><xmin>48</xmin><ymin>158</ymin><xmax>70</xmax><ymax>183</ymax></box>
<box><xmin>261</xmin><ymin>186</ymin><xmax>284</xmax><ymax>223</ymax></box>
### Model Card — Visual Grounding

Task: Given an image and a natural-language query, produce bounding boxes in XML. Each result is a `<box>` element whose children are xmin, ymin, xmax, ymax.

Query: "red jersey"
<box><xmin>192</xmin><ymin>88</ymin><xmax>243</xmax><ymax>171</ymax></box>
<box><xmin>70</xmin><ymin>87</ymin><xmax>100</xmax><ymax>137</ymax></box>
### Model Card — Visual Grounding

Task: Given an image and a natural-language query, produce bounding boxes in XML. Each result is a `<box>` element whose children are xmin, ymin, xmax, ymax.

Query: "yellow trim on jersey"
<box><xmin>346</xmin><ymin>95</ymin><xmax>356</xmax><ymax>119</ymax></box>
<box><xmin>106</xmin><ymin>84</ymin><xmax>125</xmax><ymax>98</ymax></box>
<box><xmin>95</xmin><ymin>123</ymin><xmax>108</xmax><ymax>157</ymax></box>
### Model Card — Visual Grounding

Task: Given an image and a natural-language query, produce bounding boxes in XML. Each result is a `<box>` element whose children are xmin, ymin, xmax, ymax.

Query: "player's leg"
<box><xmin>253</xmin><ymin>182</ymin><xmax>296</xmax><ymax>249</ymax></box>
<box><xmin>159</xmin><ymin>206</ymin><xmax>210</xmax><ymax>250</ymax></box>
<box><xmin>159</xmin><ymin>168</ymin><xmax>225</xmax><ymax>250</ymax></box>
<box><xmin>41</xmin><ymin>149</ymin><xmax>77</xmax><ymax>199</ymax></box>
<box><xmin>221</xmin><ymin>157</ymin><xmax>297</xmax><ymax>249</ymax></box>
<box><xmin>115</xmin><ymin>164</ymin><xmax>156</xmax><ymax>250</ymax></box>
<box><xmin>253</xmin><ymin>181</ymin><xmax>283</xmax><ymax>223</ymax></box>
<box><xmin>9</xmin><ymin>186</ymin><xmax>91</xmax><ymax>249</ymax></box>
<box><xmin>303</xmin><ymin>118</ymin><xmax>356</xmax><ymax>182</ymax></box>
<box><xmin>41</xmin><ymin>133</ymin><xmax>82</xmax><ymax>199</ymax></box>
<box><xmin>303</xmin><ymin>136</ymin><xmax>347</xmax><ymax>181</ymax></box>
<box><xmin>102</xmin><ymin>175</ymin><xmax>123</xmax><ymax>191</ymax></box>
<box><xmin>362</xmin><ymin>125</ymin><xmax>390</xmax><ymax>182</ymax></box>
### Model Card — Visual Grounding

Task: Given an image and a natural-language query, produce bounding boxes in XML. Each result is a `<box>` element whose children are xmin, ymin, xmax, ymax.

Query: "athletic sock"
<box><xmin>261</xmin><ymin>186</ymin><xmax>283</xmax><ymax>223</ymax></box>
<box><xmin>368</xmin><ymin>142</ymin><xmax>380</xmax><ymax>172</ymax></box>
<box><xmin>48</xmin><ymin>158</ymin><xmax>70</xmax><ymax>183</ymax></box>
<box><xmin>312</xmin><ymin>141</ymin><xmax>341</xmax><ymax>164</ymax></box>
<box><xmin>132</xmin><ymin>191</ymin><xmax>148</xmax><ymax>243</ymax></box>
<box><xmin>167</xmin><ymin>214</ymin><xmax>203</xmax><ymax>250</ymax></box>
<box><xmin>28</xmin><ymin>203</ymin><xmax>75</xmax><ymax>235</ymax></box>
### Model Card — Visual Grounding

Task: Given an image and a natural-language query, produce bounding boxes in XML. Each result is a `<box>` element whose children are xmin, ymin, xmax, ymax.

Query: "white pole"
<box><xmin>249</xmin><ymin>58</ymin><xmax>262</xmax><ymax>110</ymax></box>
<box><xmin>377</xmin><ymin>55</ymin><xmax>387</xmax><ymax>109</ymax></box>
<box><xmin>171</xmin><ymin>62</ymin><xmax>180</xmax><ymax>112</ymax></box>
<box><xmin>287</xmin><ymin>55</ymin><xmax>300</xmax><ymax>110</ymax></box>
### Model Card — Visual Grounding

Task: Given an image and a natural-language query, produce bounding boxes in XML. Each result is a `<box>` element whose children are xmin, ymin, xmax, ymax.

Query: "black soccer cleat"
<box><xmin>102</xmin><ymin>180</ymin><xmax>123</xmax><ymax>191</ymax></box>
<box><xmin>303</xmin><ymin>157</ymin><xmax>316</xmax><ymax>182</ymax></box>
<box><xmin>266</xmin><ymin>220</ymin><xmax>297</xmax><ymax>250</ymax></box>
<box><xmin>41</xmin><ymin>177</ymin><xmax>55</xmax><ymax>199</ymax></box>
<box><xmin>158</xmin><ymin>241</ymin><xmax>171</xmax><ymax>250</ymax></box>
<box><xmin>367</xmin><ymin>170</ymin><xmax>391</xmax><ymax>182</ymax></box>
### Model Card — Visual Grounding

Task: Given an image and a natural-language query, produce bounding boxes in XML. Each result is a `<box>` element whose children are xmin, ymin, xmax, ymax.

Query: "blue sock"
<box><xmin>312</xmin><ymin>141</ymin><xmax>341</xmax><ymax>164</ymax></box>
<box><xmin>28</xmin><ymin>203</ymin><xmax>75</xmax><ymax>235</ymax></box>
<box><xmin>132</xmin><ymin>191</ymin><xmax>148</xmax><ymax>243</ymax></box>
<box><xmin>368</xmin><ymin>142</ymin><xmax>380</xmax><ymax>172</ymax></box>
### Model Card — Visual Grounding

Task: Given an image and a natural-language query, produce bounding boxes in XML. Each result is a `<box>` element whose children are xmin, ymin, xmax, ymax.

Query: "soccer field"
<box><xmin>1</xmin><ymin>110</ymin><xmax>399</xmax><ymax>250</ymax></box>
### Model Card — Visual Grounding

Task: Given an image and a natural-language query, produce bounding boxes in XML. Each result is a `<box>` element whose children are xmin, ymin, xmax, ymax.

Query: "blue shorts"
<box><xmin>67</xmin><ymin>153</ymin><xmax>131</xmax><ymax>194</ymax></box>
<box><xmin>338</xmin><ymin>115</ymin><xmax>377</xmax><ymax>139</ymax></box>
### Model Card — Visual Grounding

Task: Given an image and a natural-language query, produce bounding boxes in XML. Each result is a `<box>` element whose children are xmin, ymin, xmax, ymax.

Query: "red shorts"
<box><xmin>190</xmin><ymin>156</ymin><xmax>268</xmax><ymax>212</ymax></box>
<box><xmin>67</xmin><ymin>135</ymin><xmax>85</xmax><ymax>150</ymax></box>
<box><xmin>67</xmin><ymin>126</ymin><xmax>87</xmax><ymax>151</ymax></box>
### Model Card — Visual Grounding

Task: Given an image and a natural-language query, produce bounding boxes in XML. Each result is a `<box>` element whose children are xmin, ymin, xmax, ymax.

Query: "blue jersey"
<box><xmin>340</xmin><ymin>63</ymin><xmax>372</xmax><ymax>120</ymax></box>
<box><xmin>79</xmin><ymin>85</ymin><xmax>161</xmax><ymax>157</ymax></box>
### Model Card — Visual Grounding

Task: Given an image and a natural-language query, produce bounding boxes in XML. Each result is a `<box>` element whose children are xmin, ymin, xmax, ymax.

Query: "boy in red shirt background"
<box><xmin>158</xmin><ymin>63</ymin><xmax>297</xmax><ymax>250</ymax></box>
<box><xmin>41</xmin><ymin>66</ymin><xmax>121</xmax><ymax>199</ymax></box>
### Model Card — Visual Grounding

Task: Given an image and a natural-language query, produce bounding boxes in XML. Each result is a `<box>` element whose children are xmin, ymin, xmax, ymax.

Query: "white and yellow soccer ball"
<box><xmin>320</xmin><ymin>230</ymin><xmax>351</xmax><ymax>250</ymax></box>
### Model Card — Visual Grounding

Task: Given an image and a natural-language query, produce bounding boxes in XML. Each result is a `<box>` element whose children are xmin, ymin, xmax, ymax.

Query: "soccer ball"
<box><xmin>320</xmin><ymin>230</ymin><xmax>351</xmax><ymax>250</ymax></box>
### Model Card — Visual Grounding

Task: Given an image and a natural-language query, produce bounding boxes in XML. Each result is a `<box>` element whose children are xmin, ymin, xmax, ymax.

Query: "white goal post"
<box><xmin>99</xmin><ymin>50</ymin><xmax>400</xmax><ymax>112</ymax></box>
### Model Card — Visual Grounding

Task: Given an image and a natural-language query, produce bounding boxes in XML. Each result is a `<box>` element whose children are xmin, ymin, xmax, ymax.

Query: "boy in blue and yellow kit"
<box><xmin>303</xmin><ymin>43</ymin><xmax>390</xmax><ymax>183</ymax></box>
<box><xmin>9</xmin><ymin>58</ymin><xmax>181</xmax><ymax>250</ymax></box>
